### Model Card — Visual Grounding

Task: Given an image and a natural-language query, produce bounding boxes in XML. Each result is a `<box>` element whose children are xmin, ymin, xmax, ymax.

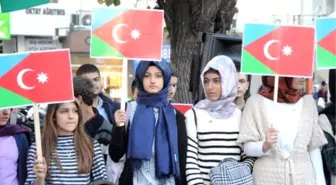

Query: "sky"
<box><xmin>64</xmin><ymin>0</ymin><xmax>331</xmax><ymax>32</ymax></box>
<box><xmin>235</xmin><ymin>0</ymin><xmax>311</xmax><ymax>31</ymax></box>
<box><xmin>66</xmin><ymin>0</ymin><xmax>157</xmax><ymax>11</ymax></box>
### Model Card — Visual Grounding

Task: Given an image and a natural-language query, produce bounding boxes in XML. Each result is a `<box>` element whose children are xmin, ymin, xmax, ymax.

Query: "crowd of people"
<box><xmin>0</xmin><ymin>55</ymin><xmax>335</xmax><ymax>185</ymax></box>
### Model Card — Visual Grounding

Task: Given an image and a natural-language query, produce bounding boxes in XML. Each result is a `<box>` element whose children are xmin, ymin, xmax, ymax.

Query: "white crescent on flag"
<box><xmin>17</xmin><ymin>68</ymin><xmax>35</xmax><ymax>90</ymax></box>
<box><xmin>112</xmin><ymin>23</ymin><xmax>128</xmax><ymax>44</ymax></box>
<box><xmin>263</xmin><ymin>40</ymin><xmax>280</xmax><ymax>60</ymax></box>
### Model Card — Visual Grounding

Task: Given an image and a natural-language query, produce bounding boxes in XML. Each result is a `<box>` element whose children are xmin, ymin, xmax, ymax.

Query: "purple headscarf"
<box><xmin>0</xmin><ymin>124</ymin><xmax>28</xmax><ymax>137</ymax></box>
<box><xmin>0</xmin><ymin>109</ymin><xmax>28</xmax><ymax>136</ymax></box>
<box><xmin>194</xmin><ymin>55</ymin><xmax>238</xmax><ymax>119</ymax></box>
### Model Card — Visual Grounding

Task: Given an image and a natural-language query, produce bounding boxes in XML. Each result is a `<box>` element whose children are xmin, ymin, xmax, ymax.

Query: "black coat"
<box><xmin>319</xmin><ymin>104</ymin><xmax>336</xmax><ymax>185</ymax></box>
<box><xmin>109</xmin><ymin>109</ymin><xmax>187</xmax><ymax>185</ymax></box>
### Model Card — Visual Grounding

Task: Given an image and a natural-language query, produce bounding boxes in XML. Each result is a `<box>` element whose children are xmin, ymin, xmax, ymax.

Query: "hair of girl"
<box><xmin>204</xmin><ymin>68</ymin><xmax>220</xmax><ymax>76</ymax></box>
<box><xmin>41</xmin><ymin>102</ymin><xmax>93</xmax><ymax>174</ymax></box>
<box><xmin>241</xmin><ymin>73</ymin><xmax>251</xmax><ymax>100</ymax></box>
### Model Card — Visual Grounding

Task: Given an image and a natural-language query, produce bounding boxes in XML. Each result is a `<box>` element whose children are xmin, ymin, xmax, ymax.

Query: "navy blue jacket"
<box><xmin>14</xmin><ymin>133</ymin><xmax>30</xmax><ymax>185</ymax></box>
<box><xmin>99</xmin><ymin>94</ymin><xmax>120</xmax><ymax>125</ymax></box>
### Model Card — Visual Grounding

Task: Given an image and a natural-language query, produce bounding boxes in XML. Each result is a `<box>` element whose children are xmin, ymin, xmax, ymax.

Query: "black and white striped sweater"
<box><xmin>185</xmin><ymin>108</ymin><xmax>255</xmax><ymax>185</ymax></box>
<box><xmin>25</xmin><ymin>135</ymin><xmax>107</xmax><ymax>185</ymax></box>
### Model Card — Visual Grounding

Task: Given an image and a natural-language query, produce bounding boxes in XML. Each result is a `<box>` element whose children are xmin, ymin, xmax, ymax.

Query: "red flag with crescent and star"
<box><xmin>241</xmin><ymin>24</ymin><xmax>315</xmax><ymax>77</ymax></box>
<box><xmin>0</xmin><ymin>49</ymin><xmax>73</xmax><ymax>109</ymax></box>
<box><xmin>172</xmin><ymin>103</ymin><xmax>193</xmax><ymax>115</ymax></box>
<box><xmin>91</xmin><ymin>8</ymin><xmax>164</xmax><ymax>61</ymax></box>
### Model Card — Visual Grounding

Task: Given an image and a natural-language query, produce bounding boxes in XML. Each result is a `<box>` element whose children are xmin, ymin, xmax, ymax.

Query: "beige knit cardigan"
<box><xmin>237</xmin><ymin>94</ymin><xmax>327</xmax><ymax>185</ymax></box>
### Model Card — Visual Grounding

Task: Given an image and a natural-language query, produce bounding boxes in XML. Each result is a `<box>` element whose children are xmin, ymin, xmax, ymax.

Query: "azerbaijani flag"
<box><xmin>0</xmin><ymin>50</ymin><xmax>73</xmax><ymax>109</ymax></box>
<box><xmin>91</xmin><ymin>8</ymin><xmax>164</xmax><ymax>61</ymax></box>
<box><xmin>241</xmin><ymin>24</ymin><xmax>315</xmax><ymax>77</ymax></box>
<box><xmin>315</xmin><ymin>17</ymin><xmax>336</xmax><ymax>69</ymax></box>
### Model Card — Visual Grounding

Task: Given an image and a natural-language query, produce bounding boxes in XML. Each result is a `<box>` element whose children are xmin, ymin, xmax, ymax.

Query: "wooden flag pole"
<box><xmin>119</xmin><ymin>58</ymin><xmax>128</xmax><ymax>126</ymax></box>
<box><xmin>306</xmin><ymin>78</ymin><xmax>313</xmax><ymax>95</ymax></box>
<box><xmin>271</xmin><ymin>75</ymin><xmax>280</xmax><ymax>128</ymax></box>
<box><xmin>273</xmin><ymin>75</ymin><xmax>279</xmax><ymax>104</ymax></box>
<box><xmin>33</xmin><ymin>104</ymin><xmax>43</xmax><ymax>159</ymax></box>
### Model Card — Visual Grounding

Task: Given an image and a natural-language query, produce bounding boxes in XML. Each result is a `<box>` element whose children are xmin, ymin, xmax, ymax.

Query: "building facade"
<box><xmin>3</xmin><ymin>0</ymin><xmax>159</xmax><ymax>99</ymax></box>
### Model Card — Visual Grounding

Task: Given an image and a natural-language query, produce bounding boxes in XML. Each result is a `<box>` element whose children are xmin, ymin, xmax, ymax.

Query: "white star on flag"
<box><xmin>37</xmin><ymin>72</ymin><xmax>48</xmax><ymax>84</ymax></box>
<box><xmin>282</xmin><ymin>45</ymin><xmax>293</xmax><ymax>56</ymax></box>
<box><xmin>130</xmin><ymin>29</ymin><xmax>141</xmax><ymax>40</ymax></box>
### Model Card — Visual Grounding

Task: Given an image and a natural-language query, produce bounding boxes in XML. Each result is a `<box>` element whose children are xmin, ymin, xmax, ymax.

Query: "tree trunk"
<box><xmin>159</xmin><ymin>0</ymin><xmax>237</xmax><ymax>103</ymax></box>
<box><xmin>170</xmin><ymin>1</ymin><xmax>200</xmax><ymax>103</ymax></box>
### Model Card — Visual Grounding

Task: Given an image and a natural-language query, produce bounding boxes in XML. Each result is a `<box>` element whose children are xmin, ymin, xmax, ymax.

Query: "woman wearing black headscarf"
<box><xmin>319</xmin><ymin>69</ymin><xmax>336</xmax><ymax>185</ymax></box>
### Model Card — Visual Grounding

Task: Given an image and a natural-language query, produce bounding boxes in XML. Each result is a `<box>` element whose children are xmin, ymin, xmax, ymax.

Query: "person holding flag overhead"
<box><xmin>238</xmin><ymin>76</ymin><xmax>327</xmax><ymax>185</ymax></box>
<box><xmin>25</xmin><ymin>102</ymin><xmax>107</xmax><ymax>185</ymax></box>
<box><xmin>110</xmin><ymin>60</ymin><xmax>187</xmax><ymax>185</ymax></box>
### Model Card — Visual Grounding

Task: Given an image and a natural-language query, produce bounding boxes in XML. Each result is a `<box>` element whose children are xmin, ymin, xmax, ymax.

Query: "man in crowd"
<box><xmin>318</xmin><ymin>81</ymin><xmax>329</xmax><ymax>103</ymax></box>
<box><xmin>76</xmin><ymin>64</ymin><xmax>120</xmax><ymax>125</ymax></box>
<box><xmin>73</xmin><ymin>74</ymin><xmax>121</xmax><ymax>184</ymax></box>
<box><xmin>168</xmin><ymin>63</ymin><xmax>179</xmax><ymax>102</ymax></box>
<box><xmin>73</xmin><ymin>76</ymin><xmax>112</xmax><ymax>162</ymax></box>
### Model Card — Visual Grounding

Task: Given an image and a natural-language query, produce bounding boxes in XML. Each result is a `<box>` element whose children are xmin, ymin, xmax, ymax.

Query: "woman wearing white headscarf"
<box><xmin>185</xmin><ymin>55</ymin><xmax>255</xmax><ymax>185</ymax></box>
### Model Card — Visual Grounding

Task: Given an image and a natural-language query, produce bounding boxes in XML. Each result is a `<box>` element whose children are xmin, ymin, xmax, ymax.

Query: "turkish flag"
<box><xmin>244</xmin><ymin>26</ymin><xmax>315</xmax><ymax>77</ymax></box>
<box><xmin>0</xmin><ymin>50</ymin><xmax>73</xmax><ymax>104</ymax></box>
<box><xmin>92</xmin><ymin>9</ymin><xmax>164</xmax><ymax>61</ymax></box>
<box><xmin>172</xmin><ymin>103</ymin><xmax>193</xmax><ymax>115</ymax></box>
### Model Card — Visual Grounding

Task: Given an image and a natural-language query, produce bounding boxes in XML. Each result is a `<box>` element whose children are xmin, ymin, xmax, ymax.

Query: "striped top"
<box><xmin>185</xmin><ymin>108</ymin><xmax>255</xmax><ymax>185</ymax></box>
<box><xmin>25</xmin><ymin>135</ymin><xmax>107</xmax><ymax>185</ymax></box>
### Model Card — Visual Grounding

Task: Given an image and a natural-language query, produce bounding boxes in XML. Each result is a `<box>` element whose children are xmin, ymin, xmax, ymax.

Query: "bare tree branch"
<box><xmin>159</xmin><ymin>0</ymin><xmax>238</xmax><ymax>103</ymax></box>
<box><xmin>190</xmin><ymin>0</ymin><xmax>202</xmax><ymax>34</ymax></box>
<box><xmin>191</xmin><ymin>0</ymin><xmax>228</xmax><ymax>33</ymax></box>
<box><xmin>157</xmin><ymin>0</ymin><xmax>173</xmax><ymax>35</ymax></box>
<box><xmin>157</xmin><ymin>0</ymin><xmax>172</xmax><ymax>10</ymax></box>
<box><xmin>134</xmin><ymin>0</ymin><xmax>139</xmax><ymax>8</ymax></box>
<box><xmin>165</xmin><ymin>0</ymin><xmax>173</xmax><ymax>11</ymax></box>
<box><xmin>214</xmin><ymin>0</ymin><xmax>237</xmax><ymax>33</ymax></box>
<box><xmin>157</xmin><ymin>0</ymin><xmax>165</xmax><ymax>8</ymax></box>
<box><xmin>134</xmin><ymin>0</ymin><xmax>140</xmax><ymax>7</ymax></box>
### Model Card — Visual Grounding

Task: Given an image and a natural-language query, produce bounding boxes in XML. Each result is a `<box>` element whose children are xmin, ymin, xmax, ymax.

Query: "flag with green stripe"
<box><xmin>241</xmin><ymin>24</ymin><xmax>314</xmax><ymax>77</ymax></box>
<box><xmin>0</xmin><ymin>0</ymin><xmax>49</xmax><ymax>13</ymax></box>
<box><xmin>315</xmin><ymin>17</ymin><xmax>336</xmax><ymax>69</ymax></box>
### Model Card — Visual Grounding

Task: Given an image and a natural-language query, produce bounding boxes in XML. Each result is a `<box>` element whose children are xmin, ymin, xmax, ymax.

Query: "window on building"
<box><xmin>327</xmin><ymin>0</ymin><xmax>335</xmax><ymax>15</ymax></box>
